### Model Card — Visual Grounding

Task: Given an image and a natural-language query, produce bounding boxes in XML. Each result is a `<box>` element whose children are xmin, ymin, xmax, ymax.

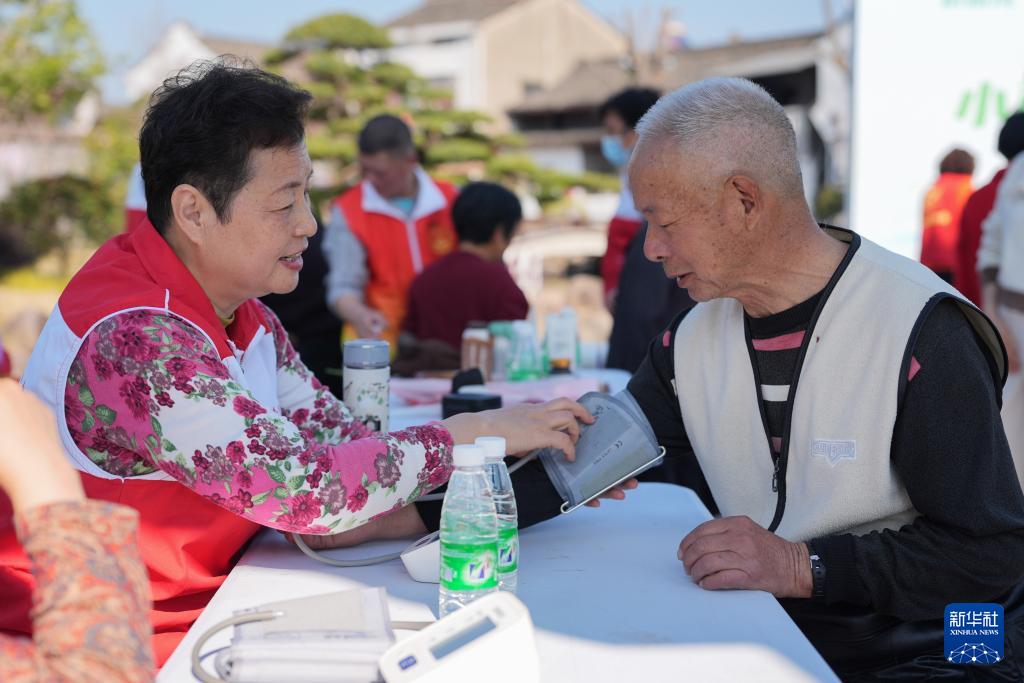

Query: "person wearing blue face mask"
<box><xmin>598</xmin><ymin>88</ymin><xmax>662</xmax><ymax>310</ymax></box>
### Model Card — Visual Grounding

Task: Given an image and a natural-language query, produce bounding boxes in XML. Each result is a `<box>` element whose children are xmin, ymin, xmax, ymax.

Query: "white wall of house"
<box><xmin>481</xmin><ymin>0</ymin><xmax>626</xmax><ymax>130</ymax></box>
<box><xmin>0</xmin><ymin>130</ymin><xmax>88</xmax><ymax>198</ymax></box>
<box><xmin>527</xmin><ymin>145</ymin><xmax>586</xmax><ymax>175</ymax></box>
<box><xmin>123</xmin><ymin>22</ymin><xmax>218</xmax><ymax>103</ymax></box>
<box><xmin>387</xmin><ymin>21</ymin><xmax>482</xmax><ymax>112</ymax></box>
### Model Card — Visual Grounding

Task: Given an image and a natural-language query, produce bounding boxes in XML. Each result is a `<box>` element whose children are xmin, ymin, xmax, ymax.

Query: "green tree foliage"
<box><xmin>277</xmin><ymin>12</ymin><xmax>619</xmax><ymax>208</ymax></box>
<box><xmin>0</xmin><ymin>0</ymin><xmax>117</xmax><ymax>274</ymax></box>
<box><xmin>0</xmin><ymin>0</ymin><xmax>104</xmax><ymax>123</ymax></box>
<box><xmin>82</xmin><ymin>104</ymin><xmax>143</xmax><ymax>238</ymax></box>
<box><xmin>0</xmin><ymin>175</ymin><xmax>110</xmax><ymax>272</ymax></box>
<box><xmin>285</xmin><ymin>13</ymin><xmax>391</xmax><ymax>50</ymax></box>
<box><xmin>277</xmin><ymin>13</ymin><xmax>499</xmax><ymax>186</ymax></box>
<box><xmin>487</xmin><ymin>155</ymin><xmax>618</xmax><ymax>205</ymax></box>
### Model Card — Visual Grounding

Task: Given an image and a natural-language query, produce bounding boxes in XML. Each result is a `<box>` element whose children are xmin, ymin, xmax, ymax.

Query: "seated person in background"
<box><xmin>0</xmin><ymin>380</ymin><xmax>153</xmax><ymax>682</ymax></box>
<box><xmin>3</xmin><ymin>59</ymin><xmax>591</xmax><ymax>665</ymax></box>
<box><xmin>401</xmin><ymin>181</ymin><xmax>529</xmax><ymax>363</ymax></box>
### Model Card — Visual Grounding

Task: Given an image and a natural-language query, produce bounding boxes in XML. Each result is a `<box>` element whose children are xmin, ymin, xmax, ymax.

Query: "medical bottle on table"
<box><xmin>461</xmin><ymin>322</ymin><xmax>493</xmax><ymax>381</ymax></box>
<box><xmin>545</xmin><ymin>309</ymin><xmax>577</xmax><ymax>375</ymax></box>
<box><xmin>508</xmin><ymin>320</ymin><xmax>542</xmax><ymax>381</ymax></box>
<box><xmin>342</xmin><ymin>339</ymin><xmax>389</xmax><ymax>432</ymax></box>
<box><xmin>476</xmin><ymin>436</ymin><xmax>519</xmax><ymax>594</ymax></box>
<box><xmin>439</xmin><ymin>445</ymin><xmax>499</xmax><ymax>617</ymax></box>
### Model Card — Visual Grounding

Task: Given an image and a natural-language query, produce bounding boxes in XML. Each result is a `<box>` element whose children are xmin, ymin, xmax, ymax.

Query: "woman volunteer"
<box><xmin>1</xmin><ymin>60</ymin><xmax>591</xmax><ymax>665</ymax></box>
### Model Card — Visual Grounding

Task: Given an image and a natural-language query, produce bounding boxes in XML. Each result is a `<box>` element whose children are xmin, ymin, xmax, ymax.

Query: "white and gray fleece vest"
<box><xmin>672</xmin><ymin>230</ymin><xmax>1004</xmax><ymax>542</ymax></box>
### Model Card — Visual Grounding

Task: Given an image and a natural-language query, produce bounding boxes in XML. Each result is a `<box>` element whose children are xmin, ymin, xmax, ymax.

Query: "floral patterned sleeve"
<box><xmin>64</xmin><ymin>309</ymin><xmax>453</xmax><ymax>534</ymax></box>
<box><xmin>0</xmin><ymin>501</ymin><xmax>154</xmax><ymax>683</ymax></box>
<box><xmin>258</xmin><ymin>301</ymin><xmax>371</xmax><ymax>445</ymax></box>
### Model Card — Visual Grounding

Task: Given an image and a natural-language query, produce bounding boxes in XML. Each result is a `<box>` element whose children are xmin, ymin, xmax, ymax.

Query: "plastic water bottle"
<box><xmin>476</xmin><ymin>436</ymin><xmax>519</xmax><ymax>594</ymax></box>
<box><xmin>439</xmin><ymin>445</ymin><xmax>498</xmax><ymax>617</ymax></box>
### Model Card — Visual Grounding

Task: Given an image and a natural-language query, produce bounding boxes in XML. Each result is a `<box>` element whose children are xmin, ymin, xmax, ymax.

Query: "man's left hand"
<box><xmin>678</xmin><ymin>515</ymin><xmax>812</xmax><ymax>598</ymax></box>
<box><xmin>584</xmin><ymin>477</ymin><xmax>639</xmax><ymax>507</ymax></box>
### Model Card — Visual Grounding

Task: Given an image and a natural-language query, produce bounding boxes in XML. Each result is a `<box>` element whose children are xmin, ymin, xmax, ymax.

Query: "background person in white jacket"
<box><xmin>979</xmin><ymin>150</ymin><xmax>1024</xmax><ymax>483</ymax></box>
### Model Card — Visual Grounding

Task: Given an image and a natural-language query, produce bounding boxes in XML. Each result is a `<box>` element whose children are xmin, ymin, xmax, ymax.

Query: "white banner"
<box><xmin>849</xmin><ymin>0</ymin><xmax>1024</xmax><ymax>257</ymax></box>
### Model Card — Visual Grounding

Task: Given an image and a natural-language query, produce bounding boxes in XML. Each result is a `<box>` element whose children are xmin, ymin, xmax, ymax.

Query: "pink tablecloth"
<box><xmin>390</xmin><ymin>376</ymin><xmax>607</xmax><ymax>406</ymax></box>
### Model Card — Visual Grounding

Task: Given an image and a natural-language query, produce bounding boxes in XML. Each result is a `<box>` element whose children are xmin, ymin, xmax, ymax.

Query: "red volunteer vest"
<box><xmin>921</xmin><ymin>172</ymin><xmax>974</xmax><ymax>274</ymax></box>
<box><xmin>334</xmin><ymin>178</ymin><xmax>457</xmax><ymax>347</ymax></box>
<box><xmin>2</xmin><ymin>221</ymin><xmax>264</xmax><ymax>665</ymax></box>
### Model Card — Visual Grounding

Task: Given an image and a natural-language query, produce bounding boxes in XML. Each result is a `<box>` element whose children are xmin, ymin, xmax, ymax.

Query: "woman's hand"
<box><xmin>0</xmin><ymin>379</ymin><xmax>84</xmax><ymax>513</ymax></box>
<box><xmin>442</xmin><ymin>397</ymin><xmax>594</xmax><ymax>460</ymax></box>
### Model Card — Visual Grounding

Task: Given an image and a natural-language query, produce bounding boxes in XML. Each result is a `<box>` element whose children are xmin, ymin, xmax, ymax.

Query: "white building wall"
<box><xmin>526</xmin><ymin>146</ymin><xmax>586</xmax><ymax>175</ymax></box>
<box><xmin>123</xmin><ymin>22</ymin><xmax>218</xmax><ymax>103</ymax></box>
<box><xmin>0</xmin><ymin>131</ymin><xmax>88</xmax><ymax>199</ymax></box>
<box><xmin>809</xmin><ymin>24</ymin><xmax>852</xmax><ymax>189</ymax></box>
<box><xmin>388</xmin><ymin>22</ymin><xmax>479</xmax><ymax>111</ymax></box>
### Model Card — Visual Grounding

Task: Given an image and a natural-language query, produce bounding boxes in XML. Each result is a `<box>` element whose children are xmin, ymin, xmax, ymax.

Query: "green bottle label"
<box><xmin>440</xmin><ymin>541</ymin><xmax>498</xmax><ymax>591</ymax></box>
<box><xmin>498</xmin><ymin>526</ymin><xmax>519</xmax><ymax>574</ymax></box>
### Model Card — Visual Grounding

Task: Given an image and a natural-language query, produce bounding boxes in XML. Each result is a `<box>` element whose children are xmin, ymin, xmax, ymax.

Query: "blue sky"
<box><xmin>78</xmin><ymin>0</ymin><xmax>847</xmax><ymax>103</ymax></box>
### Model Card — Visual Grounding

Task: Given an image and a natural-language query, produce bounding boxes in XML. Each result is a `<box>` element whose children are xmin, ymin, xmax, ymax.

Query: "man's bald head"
<box><xmin>632</xmin><ymin>77</ymin><xmax>804</xmax><ymax>200</ymax></box>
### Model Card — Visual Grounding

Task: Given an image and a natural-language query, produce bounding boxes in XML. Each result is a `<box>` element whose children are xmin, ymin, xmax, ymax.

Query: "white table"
<box><xmin>160</xmin><ymin>483</ymin><xmax>838</xmax><ymax>682</ymax></box>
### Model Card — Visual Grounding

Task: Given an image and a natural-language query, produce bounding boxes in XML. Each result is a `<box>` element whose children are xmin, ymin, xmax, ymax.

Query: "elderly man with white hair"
<box><xmin>615</xmin><ymin>77</ymin><xmax>1024</xmax><ymax>678</ymax></box>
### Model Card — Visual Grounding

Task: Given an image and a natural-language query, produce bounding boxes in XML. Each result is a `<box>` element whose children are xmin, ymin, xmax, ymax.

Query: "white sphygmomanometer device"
<box><xmin>379</xmin><ymin>591</ymin><xmax>540</xmax><ymax>683</ymax></box>
<box><xmin>399</xmin><ymin>531</ymin><xmax>441</xmax><ymax>583</ymax></box>
<box><xmin>191</xmin><ymin>589</ymin><xmax>540</xmax><ymax>683</ymax></box>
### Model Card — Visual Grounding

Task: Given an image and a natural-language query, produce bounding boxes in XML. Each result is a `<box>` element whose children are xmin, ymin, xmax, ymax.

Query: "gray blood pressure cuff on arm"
<box><xmin>539</xmin><ymin>390</ymin><xmax>664</xmax><ymax>513</ymax></box>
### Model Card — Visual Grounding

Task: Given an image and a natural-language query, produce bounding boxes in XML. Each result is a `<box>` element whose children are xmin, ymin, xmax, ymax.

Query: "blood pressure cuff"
<box><xmin>539</xmin><ymin>390</ymin><xmax>664</xmax><ymax>513</ymax></box>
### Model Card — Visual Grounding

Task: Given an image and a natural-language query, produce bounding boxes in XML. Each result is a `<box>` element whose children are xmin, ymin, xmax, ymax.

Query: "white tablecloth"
<box><xmin>160</xmin><ymin>483</ymin><xmax>838</xmax><ymax>682</ymax></box>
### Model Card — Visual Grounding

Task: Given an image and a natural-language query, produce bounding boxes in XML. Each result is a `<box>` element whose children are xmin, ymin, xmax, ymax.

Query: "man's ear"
<box><xmin>728</xmin><ymin>175</ymin><xmax>761</xmax><ymax>226</ymax></box>
<box><xmin>169</xmin><ymin>184</ymin><xmax>213</xmax><ymax>246</ymax></box>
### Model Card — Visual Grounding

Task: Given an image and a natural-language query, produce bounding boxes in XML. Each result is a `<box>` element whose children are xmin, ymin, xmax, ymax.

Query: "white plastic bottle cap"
<box><xmin>452</xmin><ymin>444</ymin><xmax>485</xmax><ymax>468</ymax></box>
<box><xmin>475</xmin><ymin>436</ymin><xmax>507</xmax><ymax>461</ymax></box>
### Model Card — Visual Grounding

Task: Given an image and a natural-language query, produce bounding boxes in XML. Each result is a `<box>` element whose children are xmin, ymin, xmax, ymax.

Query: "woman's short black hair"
<box><xmin>598</xmin><ymin>87</ymin><xmax>662</xmax><ymax>130</ymax></box>
<box><xmin>139</xmin><ymin>58</ymin><xmax>312</xmax><ymax>233</ymax></box>
<box><xmin>452</xmin><ymin>182</ymin><xmax>522</xmax><ymax>245</ymax></box>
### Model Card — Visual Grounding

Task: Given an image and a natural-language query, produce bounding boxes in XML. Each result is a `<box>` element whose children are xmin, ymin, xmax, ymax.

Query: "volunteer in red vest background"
<box><xmin>323</xmin><ymin>115</ymin><xmax>458</xmax><ymax>348</ymax></box>
<box><xmin>919</xmin><ymin>148</ymin><xmax>975</xmax><ymax>283</ymax></box>
<box><xmin>2</xmin><ymin>60</ymin><xmax>591</xmax><ymax>666</ymax></box>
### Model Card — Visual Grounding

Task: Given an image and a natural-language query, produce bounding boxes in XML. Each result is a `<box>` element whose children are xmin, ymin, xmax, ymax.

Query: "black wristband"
<box><xmin>807</xmin><ymin>543</ymin><xmax>826</xmax><ymax>602</ymax></box>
